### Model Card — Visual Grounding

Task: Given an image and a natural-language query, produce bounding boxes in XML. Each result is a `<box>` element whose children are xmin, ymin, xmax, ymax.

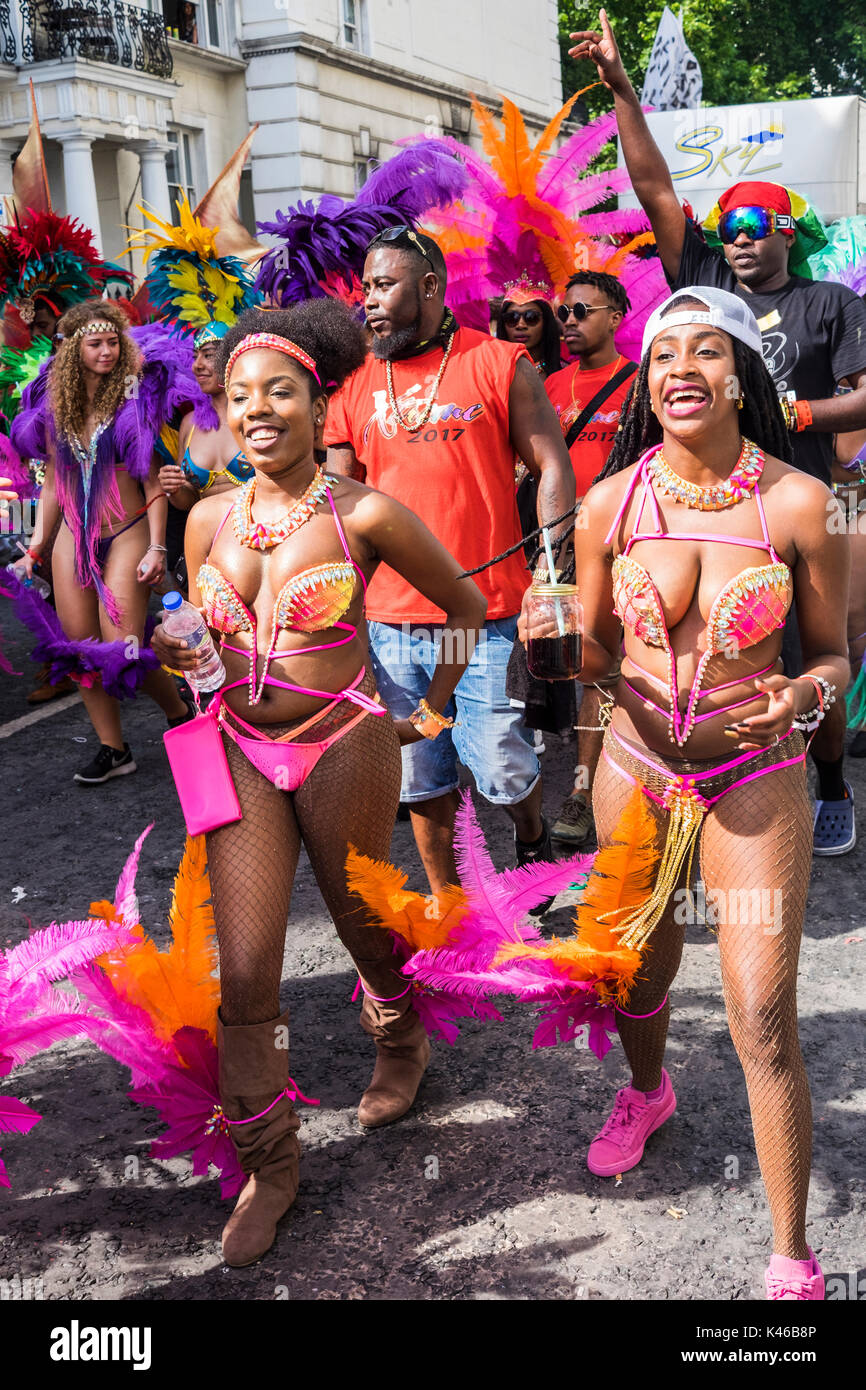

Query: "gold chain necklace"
<box><xmin>385</xmin><ymin>332</ymin><xmax>457</xmax><ymax>433</ymax></box>
<box><xmin>569</xmin><ymin>353</ymin><xmax>623</xmax><ymax>413</ymax></box>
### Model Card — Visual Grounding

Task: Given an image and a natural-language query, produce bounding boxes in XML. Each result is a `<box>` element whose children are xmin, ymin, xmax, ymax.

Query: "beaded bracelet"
<box><xmin>408</xmin><ymin>696</ymin><xmax>455</xmax><ymax>740</ymax></box>
<box><xmin>792</xmin><ymin>674</ymin><xmax>836</xmax><ymax>732</ymax></box>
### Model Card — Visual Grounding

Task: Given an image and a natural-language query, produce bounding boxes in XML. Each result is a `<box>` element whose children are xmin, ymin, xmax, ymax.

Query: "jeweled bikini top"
<box><xmin>605</xmin><ymin>443</ymin><xmax>793</xmax><ymax>748</ymax></box>
<box><xmin>197</xmin><ymin>477</ymin><xmax>365</xmax><ymax>705</ymax></box>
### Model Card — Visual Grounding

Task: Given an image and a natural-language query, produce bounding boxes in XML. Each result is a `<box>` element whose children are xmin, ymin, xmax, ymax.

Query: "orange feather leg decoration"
<box><xmin>98</xmin><ymin>834</ymin><xmax>219</xmax><ymax>1043</ymax></box>
<box><xmin>494</xmin><ymin>787</ymin><xmax>658</xmax><ymax>1005</ymax></box>
<box><xmin>345</xmin><ymin>846</ymin><xmax>468</xmax><ymax>953</ymax></box>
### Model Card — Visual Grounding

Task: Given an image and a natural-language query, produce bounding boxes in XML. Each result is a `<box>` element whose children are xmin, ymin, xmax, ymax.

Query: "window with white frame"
<box><xmin>166</xmin><ymin>128</ymin><xmax>197</xmax><ymax>210</ymax></box>
<box><xmin>342</xmin><ymin>0</ymin><xmax>368</xmax><ymax>53</ymax></box>
<box><xmin>159</xmin><ymin>0</ymin><xmax>224</xmax><ymax>51</ymax></box>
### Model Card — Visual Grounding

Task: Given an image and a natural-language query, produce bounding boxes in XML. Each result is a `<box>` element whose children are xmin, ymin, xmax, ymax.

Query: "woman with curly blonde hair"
<box><xmin>20</xmin><ymin>299</ymin><xmax>192</xmax><ymax>782</ymax></box>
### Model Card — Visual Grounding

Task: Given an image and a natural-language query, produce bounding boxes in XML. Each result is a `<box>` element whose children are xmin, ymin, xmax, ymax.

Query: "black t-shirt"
<box><xmin>670</xmin><ymin>224</ymin><xmax>866</xmax><ymax>482</ymax></box>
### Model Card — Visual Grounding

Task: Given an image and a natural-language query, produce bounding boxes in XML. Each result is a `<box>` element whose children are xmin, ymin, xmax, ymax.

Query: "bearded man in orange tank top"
<box><xmin>326</xmin><ymin>228</ymin><xmax>576</xmax><ymax>900</ymax></box>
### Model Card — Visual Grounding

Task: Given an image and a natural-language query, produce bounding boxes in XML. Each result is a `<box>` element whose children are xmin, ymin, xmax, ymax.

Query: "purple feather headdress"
<box><xmin>255</xmin><ymin>141</ymin><xmax>469</xmax><ymax>306</ymax></box>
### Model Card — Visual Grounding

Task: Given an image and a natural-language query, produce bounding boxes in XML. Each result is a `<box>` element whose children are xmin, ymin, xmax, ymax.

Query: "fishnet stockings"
<box><xmin>206</xmin><ymin>671</ymin><xmax>402</xmax><ymax>1027</ymax></box>
<box><xmin>593</xmin><ymin>735</ymin><xmax>814</xmax><ymax>1259</ymax></box>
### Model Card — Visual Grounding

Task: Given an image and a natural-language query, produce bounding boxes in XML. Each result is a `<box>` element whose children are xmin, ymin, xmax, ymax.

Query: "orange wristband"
<box><xmin>794</xmin><ymin>400</ymin><xmax>812</xmax><ymax>431</ymax></box>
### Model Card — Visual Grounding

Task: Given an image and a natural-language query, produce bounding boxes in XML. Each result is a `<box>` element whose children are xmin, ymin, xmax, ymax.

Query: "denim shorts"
<box><xmin>367</xmin><ymin>617</ymin><xmax>540</xmax><ymax>805</ymax></box>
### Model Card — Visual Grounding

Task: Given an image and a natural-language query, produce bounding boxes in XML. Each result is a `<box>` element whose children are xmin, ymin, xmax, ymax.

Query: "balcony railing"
<box><xmin>1</xmin><ymin>1</ymin><xmax>17</xmax><ymax>62</ymax></box>
<box><xmin>19</xmin><ymin>0</ymin><xmax>173</xmax><ymax>78</ymax></box>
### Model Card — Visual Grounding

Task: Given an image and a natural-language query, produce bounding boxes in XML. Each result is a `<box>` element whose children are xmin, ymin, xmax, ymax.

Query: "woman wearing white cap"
<box><xmin>546</xmin><ymin>285</ymin><xmax>849</xmax><ymax>1298</ymax></box>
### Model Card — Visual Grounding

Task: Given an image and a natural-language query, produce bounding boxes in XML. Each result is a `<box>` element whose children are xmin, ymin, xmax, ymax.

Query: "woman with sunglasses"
<box><xmin>495</xmin><ymin>276</ymin><xmax>563</xmax><ymax>379</ymax></box>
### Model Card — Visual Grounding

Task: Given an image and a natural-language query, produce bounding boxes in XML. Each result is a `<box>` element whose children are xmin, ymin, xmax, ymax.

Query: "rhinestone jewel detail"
<box><xmin>233</xmin><ymin>468</ymin><xmax>332</xmax><ymax>550</ymax></box>
<box><xmin>648</xmin><ymin>438</ymin><xmax>765</xmax><ymax>511</ymax></box>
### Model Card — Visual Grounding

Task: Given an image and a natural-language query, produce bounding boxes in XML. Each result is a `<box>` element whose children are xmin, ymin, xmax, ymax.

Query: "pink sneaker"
<box><xmin>765</xmin><ymin>1249</ymin><xmax>825</xmax><ymax>1300</ymax></box>
<box><xmin>587</xmin><ymin>1069</ymin><xmax>677</xmax><ymax>1177</ymax></box>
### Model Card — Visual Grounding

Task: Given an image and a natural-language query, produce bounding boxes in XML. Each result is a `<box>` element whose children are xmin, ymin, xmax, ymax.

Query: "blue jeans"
<box><xmin>367</xmin><ymin>617</ymin><xmax>540</xmax><ymax>805</ymax></box>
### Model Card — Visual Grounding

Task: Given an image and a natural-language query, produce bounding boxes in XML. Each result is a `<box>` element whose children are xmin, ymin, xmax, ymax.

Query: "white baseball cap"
<box><xmin>641</xmin><ymin>284</ymin><xmax>762</xmax><ymax>359</ymax></box>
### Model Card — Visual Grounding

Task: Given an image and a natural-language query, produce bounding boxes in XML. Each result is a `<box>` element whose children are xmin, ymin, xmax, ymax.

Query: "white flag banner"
<box><xmin>641</xmin><ymin>6</ymin><xmax>703</xmax><ymax>110</ymax></box>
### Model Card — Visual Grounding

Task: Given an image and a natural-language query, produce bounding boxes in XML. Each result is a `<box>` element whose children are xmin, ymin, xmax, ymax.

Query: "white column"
<box><xmin>58</xmin><ymin>134</ymin><xmax>102</xmax><ymax>252</ymax></box>
<box><xmin>138</xmin><ymin>141</ymin><xmax>172</xmax><ymax>224</ymax></box>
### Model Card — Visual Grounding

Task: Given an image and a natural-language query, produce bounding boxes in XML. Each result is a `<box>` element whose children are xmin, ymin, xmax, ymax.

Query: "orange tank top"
<box><xmin>324</xmin><ymin>327</ymin><xmax>531</xmax><ymax>624</ymax></box>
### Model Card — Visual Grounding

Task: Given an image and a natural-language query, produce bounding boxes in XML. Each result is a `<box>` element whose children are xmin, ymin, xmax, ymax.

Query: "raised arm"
<box><xmin>569</xmin><ymin>8</ymin><xmax>687</xmax><ymax>281</ymax></box>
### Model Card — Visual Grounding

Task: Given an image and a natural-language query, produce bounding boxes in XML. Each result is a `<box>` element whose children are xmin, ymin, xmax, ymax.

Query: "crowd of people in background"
<box><xmin>3</xmin><ymin>7</ymin><xmax>866</xmax><ymax>1301</ymax></box>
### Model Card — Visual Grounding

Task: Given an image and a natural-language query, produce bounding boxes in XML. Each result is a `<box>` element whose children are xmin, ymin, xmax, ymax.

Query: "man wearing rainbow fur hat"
<box><xmin>570</xmin><ymin>8</ymin><xmax>866</xmax><ymax>856</ymax></box>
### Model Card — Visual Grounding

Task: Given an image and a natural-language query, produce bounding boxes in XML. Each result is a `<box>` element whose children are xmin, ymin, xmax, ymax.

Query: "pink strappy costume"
<box><xmin>606</xmin><ymin>444</ymin><xmax>793</xmax><ymax>750</ymax></box>
<box><xmin>197</xmin><ymin>482</ymin><xmax>385</xmax><ymax>790</ymax></box>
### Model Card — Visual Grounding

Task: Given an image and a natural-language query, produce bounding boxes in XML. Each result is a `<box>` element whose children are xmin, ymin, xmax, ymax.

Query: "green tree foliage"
<box><xmin>560</xmin><ymin>2</ymin><xmax>866</xmax><ymax>115</ymax></box>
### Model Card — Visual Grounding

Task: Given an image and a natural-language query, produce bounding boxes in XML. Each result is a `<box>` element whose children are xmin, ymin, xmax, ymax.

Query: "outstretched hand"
<box><xmin>568</xmin><ymin>8</ymin><xmax>629</xmax><ymax>95</ymax></box>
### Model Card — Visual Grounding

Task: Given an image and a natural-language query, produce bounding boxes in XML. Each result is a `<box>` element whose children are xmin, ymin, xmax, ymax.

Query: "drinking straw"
<box><xmin>542</xmin><ymin>526</ymin><xmax>566</xmax><ymax>636</ymax></box>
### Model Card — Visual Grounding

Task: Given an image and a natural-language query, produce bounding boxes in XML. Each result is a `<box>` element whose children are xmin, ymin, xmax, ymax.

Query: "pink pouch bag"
<box><xmin>163</xmin><ymin>697</ymin><xmax>242</xmax><ymax>836</ymax></box>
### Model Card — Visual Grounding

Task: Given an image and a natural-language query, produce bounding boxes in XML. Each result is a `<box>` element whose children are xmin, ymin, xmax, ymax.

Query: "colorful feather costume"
<box><xmin>420</xmin><ymin>96</ymin><xmax>668</xmax><ymax>360</ymax></box>
<box><xmin>346</xmin><ymin>790</ymin><xmax>655</xmax><ymax>1056</ymax></box>
<box><xmin>59</xmin><ymin>828</ymin><xmax>243</xmax><ymax>1198</ymax></box>
<box><xmin>254</xmin><ymin>140</ymin><xmax>470</xmax><ymax>308</ymax></box>
<box><xmin>8</xmin><ymin>321</ymin><xmax>215</xmax><ymax>625</ymax></box>
<box><xmin>129</xmin><ymin>192</ymin><xmax>263</xmax><ymax>348</ymax></box>
<box><xmin>0</xmin><ymin>896</ymin><xmax>138</xmax><ymax>1188</ymax></box>
<box><xmin>0</xmin><ymin>208</ymin><xmax>133</xmax><ymax>326</ymax></box>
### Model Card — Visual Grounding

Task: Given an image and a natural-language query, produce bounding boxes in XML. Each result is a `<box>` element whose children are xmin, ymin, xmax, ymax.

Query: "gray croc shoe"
<box><xmin>813</xmin><ymin>780</ymin><xmax>856</xmax><ymax>856</ymax></box>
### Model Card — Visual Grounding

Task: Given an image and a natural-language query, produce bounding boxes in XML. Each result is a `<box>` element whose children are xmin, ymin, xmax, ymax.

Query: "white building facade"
<box><xmin>0</xmin><ymin>1</ymin><xmax>563</xmax><ymax>273</ymax></box>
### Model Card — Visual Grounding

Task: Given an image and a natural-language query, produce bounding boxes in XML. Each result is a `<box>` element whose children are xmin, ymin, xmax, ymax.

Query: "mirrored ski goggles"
<box><xmin>718</xmin><ymin>206</ymin><xmax>796</xmax><ymax>244</ymax></box>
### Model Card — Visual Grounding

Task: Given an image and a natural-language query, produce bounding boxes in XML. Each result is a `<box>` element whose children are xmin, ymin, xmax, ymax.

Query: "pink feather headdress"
<box><xmin>418</xmin><ymin>92</ymin><xmax>669</xmax><ymax>358</ymax></box>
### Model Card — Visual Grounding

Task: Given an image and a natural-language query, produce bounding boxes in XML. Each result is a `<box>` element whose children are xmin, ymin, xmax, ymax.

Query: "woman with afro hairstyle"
<box><xmin>19</xmin><ymin>299</ymin><xmax>193</xmax><ymax>781</ymax></box>
<box><xmin>151</xmin><ymin>298</ymin><xmax>486</xmax><ymax>1268</ymax></box>
<box><xmin>521</xmin><ymin>287</ymin><xmax>848</xmax><ymax>1299</ymax></box>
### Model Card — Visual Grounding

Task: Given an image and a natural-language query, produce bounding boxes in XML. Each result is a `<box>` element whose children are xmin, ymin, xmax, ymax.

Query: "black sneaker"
<box><xmin>514</xmin><ymin>816</ymin><xmax>556</xmax><ymax>916</ymax></box>
<box><xmin>73</xmin><ymin>743</ymin><xmax>137</xmax><ymax>785</ymax></box>
<box><xmin>167</xmin><ymin>692</ymin><xmax>196</xmax><ymax>729</ymax></box>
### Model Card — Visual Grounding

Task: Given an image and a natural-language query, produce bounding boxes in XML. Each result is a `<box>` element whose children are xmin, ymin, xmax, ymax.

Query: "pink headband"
<box><xmin>224</xmin><ymin>333</ymin><xmax>321</xmax><ymax>389</ymax></box>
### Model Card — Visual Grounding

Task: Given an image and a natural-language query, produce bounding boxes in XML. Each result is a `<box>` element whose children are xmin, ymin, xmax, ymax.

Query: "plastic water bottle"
<box><xmin>162</xmin><ymin>590</ymin><xmax>226</xmax><ymax>693</ymax></box>
<box><xmin>6</xmin><ymin>560</ymin><xmax>51</xmax><ymax>599</ymax></box>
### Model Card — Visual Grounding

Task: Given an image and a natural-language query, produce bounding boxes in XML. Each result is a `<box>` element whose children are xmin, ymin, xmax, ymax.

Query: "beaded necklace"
<box><xmin>647</xmin><ymin>438</ymin><xmax>764</xmax><ymax>511</ymax></box>
<box><xmin>233</xmin><ymin>468</ymin><xmax>331</xmax><ymax>551</ymax></box>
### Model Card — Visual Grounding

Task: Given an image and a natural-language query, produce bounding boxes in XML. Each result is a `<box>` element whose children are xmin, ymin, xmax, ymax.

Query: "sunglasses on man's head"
<box><xmin>503</xmin><ymin>308</ymin><xmax>542</xmax><ymax>327</ymax></box>
<box><xmin>556</xmin><ymin>302</ymin><xmax>612</xmax><ymax>323</ymax></box>
<box><xmin>718</xmin><ymin>206</ymin><xmax>795</xmax><ymax>244</ymax></box>
<box><xmin>365</xmin><ymin>224</ymin><xmax>434</xmax><ymax>266</ymax></box>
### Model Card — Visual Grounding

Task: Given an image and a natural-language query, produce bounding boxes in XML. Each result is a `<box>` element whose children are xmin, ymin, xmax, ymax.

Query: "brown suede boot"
<box><xmin>218</xmin><ymin>1010</ymin><xmax>301</xmax><ymax>1268</ymax></box>
<box><xmin>357</xmin><ymin>989</ymin><xmax>431</xmax><ymax>1128</ymax></box>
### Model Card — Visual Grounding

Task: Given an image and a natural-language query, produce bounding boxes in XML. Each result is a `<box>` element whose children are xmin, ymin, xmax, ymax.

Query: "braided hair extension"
<box><xmin>596</xmin><ymin>312</ymin><xmax>792</xmax><ymax>484</ymax></box>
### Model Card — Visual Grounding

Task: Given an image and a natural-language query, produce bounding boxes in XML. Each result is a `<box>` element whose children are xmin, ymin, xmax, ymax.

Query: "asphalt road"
<box><xmin>0</xmin><ymin>613</ymin><xmax>863</xmax><ymax>1305</ymax></box>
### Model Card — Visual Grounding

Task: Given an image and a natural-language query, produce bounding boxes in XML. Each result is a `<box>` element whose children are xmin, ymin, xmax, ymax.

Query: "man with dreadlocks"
<box><xmin>522</xmin><ymin>283</ymin><xmax>847</xmax><ymax>1298</ymax></box>
<box><xmin>571</xmin><ymin>9</ymin><xmax>866</xmax><ymax>856</ymax></box>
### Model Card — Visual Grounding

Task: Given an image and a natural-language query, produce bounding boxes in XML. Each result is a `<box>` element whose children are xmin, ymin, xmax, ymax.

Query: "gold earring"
<box><xmin>737</xmin><ymin>395</ymin><xmax>744</xmax><ymax>411</ymax></box>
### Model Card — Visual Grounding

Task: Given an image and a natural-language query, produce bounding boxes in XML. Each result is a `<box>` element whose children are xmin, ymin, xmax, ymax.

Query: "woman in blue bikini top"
<box><xmin>158</xmin><ymin>330</ymin><xmax>253</xmax><ymax>511</ymax></box>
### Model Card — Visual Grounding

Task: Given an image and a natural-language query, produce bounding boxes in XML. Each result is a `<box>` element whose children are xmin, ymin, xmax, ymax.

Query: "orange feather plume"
<box><xmin>345</xmin><ymin>846</ymin><xmax>468</xmax><ymax>952</ymax></box>
<box><xmin>494</xmin><ymin>787</ymin><xmax>658</xmax><ymax>1003</ymax></box>
<box><xmin>99</xmin><ymin>835</ymin><xmax>219</xmax><ymax>1043</ymax></box>
<box><xmin>604</xmin><ymin>230</ymin><xmax>657</xmax><ymax>276</ymax></box>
